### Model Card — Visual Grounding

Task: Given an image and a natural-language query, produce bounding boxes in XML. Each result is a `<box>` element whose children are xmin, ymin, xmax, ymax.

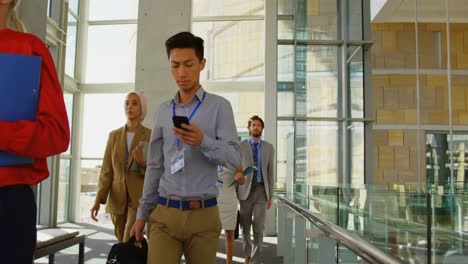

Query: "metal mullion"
<box><xmin>192</xmin><ymin>15</ymin><xmax>264</xmax><ymax>22</ymax></box>
<box><xmin>278</xmin><ymin>15</ymin><xmax>294</xmax><ymax>20</ymax></box>
<box><xmin>292</xmin><ymin>0</ymin><xmax>297</xmax><ymax>196</ymax></box>
<box><xmin>339</xmin><ymin>0</ymin><xmax>348</xmax><ymax>188</ymax></box>
<box><xmin>296</xmin><ymin>40</ymin><xmax>343</xmax><ymax>46</ymax></box>
<box><xmin>88</xmin><ymin>19</ymin><xmax>138</xmax><ymax>26</ymax></box>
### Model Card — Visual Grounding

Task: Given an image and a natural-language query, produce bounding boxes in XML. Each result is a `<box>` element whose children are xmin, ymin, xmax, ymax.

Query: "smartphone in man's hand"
<box><xmin>172</xmin><ymin>115</ymin><xmax>189</xmax><ymax>130</ymax></box>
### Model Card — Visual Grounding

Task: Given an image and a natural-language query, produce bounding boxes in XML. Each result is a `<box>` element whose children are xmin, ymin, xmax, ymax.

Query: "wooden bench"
<box><xmin>34</xmin><ymin>229</ymin><xmax>85</xmax><ymax>264</ymax></box>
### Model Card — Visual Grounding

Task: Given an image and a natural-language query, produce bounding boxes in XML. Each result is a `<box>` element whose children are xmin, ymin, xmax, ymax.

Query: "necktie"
<box><xmin>251</xmin><ymin>142</ymin><xmax>258</xmax><ymax>192</ymax></box>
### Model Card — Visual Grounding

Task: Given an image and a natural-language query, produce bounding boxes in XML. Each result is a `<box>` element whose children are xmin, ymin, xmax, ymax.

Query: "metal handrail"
<box><xmin>276</xmin><ymin>195</ymin><xmax>406</xmax><ymax>264</ymax></box>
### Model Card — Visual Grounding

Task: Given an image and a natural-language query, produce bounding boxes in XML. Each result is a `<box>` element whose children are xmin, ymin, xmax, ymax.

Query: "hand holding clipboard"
<box><xmin>228</xmin><ymin>166</ymin><xmax>255</xmax><ymax>187</ymax></box>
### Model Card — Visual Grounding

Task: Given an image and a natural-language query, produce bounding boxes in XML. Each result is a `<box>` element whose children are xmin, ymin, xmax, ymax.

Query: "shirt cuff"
<box><xmin>137</xmin><ymin>206</ymin><xmax>152</xmax><ymax>222</ymax></box>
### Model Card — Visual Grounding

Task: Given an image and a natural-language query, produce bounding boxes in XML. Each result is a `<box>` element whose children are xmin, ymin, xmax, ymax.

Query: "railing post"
<box><xmin>426</xmin><ymin>193</ymin><xmax>432</xmax><ymax>264</ymax></box>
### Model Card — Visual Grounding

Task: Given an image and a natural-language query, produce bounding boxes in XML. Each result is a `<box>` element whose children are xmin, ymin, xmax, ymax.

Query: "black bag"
<box><xmin>106</xmin><ymin>236</ymin><xmax>148</xmax><ymax>264</ymax></box>
<box><xmin>234</xmin><ymin>210</ymin><xmax>240</xmax><ymax>240</ymax></box>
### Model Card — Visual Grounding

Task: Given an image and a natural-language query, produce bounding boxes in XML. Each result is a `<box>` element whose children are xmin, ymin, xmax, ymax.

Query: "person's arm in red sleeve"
<box><xmin>0</xmin><ymin>37</ymin><xmax>70</xmax><ymax>158</ymax></box>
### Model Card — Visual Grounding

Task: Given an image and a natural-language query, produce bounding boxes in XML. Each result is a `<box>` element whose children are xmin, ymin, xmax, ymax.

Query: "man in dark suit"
<box><xmin>237</xmin><ymin>115</ymin><xmax>275</xmax><ymax>264</ymax></box>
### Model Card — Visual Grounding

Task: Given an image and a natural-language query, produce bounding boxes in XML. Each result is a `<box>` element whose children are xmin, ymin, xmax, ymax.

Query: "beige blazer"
<box><xmin>96</xmin><ymin>123</ymin><xmax>151</xmax><ymax>215</ymax></box>
<box><xmin>237</xmin><ymin>139</ymin><xmax>275</xmax><ymax>201</ymax></box>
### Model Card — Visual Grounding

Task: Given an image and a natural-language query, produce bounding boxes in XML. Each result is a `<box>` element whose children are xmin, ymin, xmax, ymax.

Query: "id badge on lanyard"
<box><xmin>171</xmin><ymin>91</ymin><xmax>206</xmax><ymax>175</ymax></box>
<box><xmin>171</xmin><ymin>148</ymin><xmax>185</xmax><ymax>174</ymax></box>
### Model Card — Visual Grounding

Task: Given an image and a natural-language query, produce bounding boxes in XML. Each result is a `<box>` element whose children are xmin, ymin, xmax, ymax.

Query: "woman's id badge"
<box><xmin>171</xmin><ymin>149</ymin><xmax>185</xmax><ymax>174</ymax></box>
<box><xmin>216</xmin><ymin>179</ymin><xmax>223</xmax><ymax>188</ymax></box>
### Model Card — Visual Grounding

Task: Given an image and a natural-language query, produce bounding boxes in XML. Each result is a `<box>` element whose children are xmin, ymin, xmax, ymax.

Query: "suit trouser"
<box><xmin>147</xmin><ymin>204</ymin><xmax>222</xmax><ymax>264</ymax></box>
<box><xmin>0</xmin><ymin>184</ymin><xmax>36</xmax><ymax>264</ymax></box>
<box><xmin>240</xmin><ymin>184</ymin><xmax>268</xmax><ymax>264</ymax></box>
<box><xmin>111</xmin><ymin>205</ymin><xmax>137</xmax><ymax>243</ymax></box>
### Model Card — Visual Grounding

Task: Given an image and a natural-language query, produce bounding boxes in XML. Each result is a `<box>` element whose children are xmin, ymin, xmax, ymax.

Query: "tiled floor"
<box><xmin>34</xmin><ymin>222</ymin><xmax>282</xmax><ymax>264</ymax></box>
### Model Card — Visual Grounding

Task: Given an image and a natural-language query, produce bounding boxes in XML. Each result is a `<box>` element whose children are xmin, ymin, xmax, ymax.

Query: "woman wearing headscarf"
<box><xmin>0</xmin><ymin>1</ymin><xmax>70</xmax><ymax>263</ymax></box>
<box><xmin>90</xmin><ymin>92</ymin><xmax>151</xmax><ymax>243</ymax></box>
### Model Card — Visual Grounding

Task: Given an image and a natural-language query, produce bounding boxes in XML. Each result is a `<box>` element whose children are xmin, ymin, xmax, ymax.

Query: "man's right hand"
<box><xmin>234</xmin><ymin>171</ymin><xmax>245</xmax><ymax>185</ymax></box>
<box><xmin>130</xmin><ymin>219</ymin><xmax>146</xmax><ymax>241</ymax></box>
<box><xmin>90</xmin><ymin>201</ymin><xmax>100</xmax><ymax>221</ymax></box>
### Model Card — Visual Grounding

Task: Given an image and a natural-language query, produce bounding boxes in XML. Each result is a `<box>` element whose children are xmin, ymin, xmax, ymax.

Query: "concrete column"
<box><xmin>264</xmin><ymin>0</ymin><xmax>278</xmax><ymax>237</ymax></box>
<box><xmin>135</xmin><ymin>0</ymin><xmax>192</xmax><ymax>128</ymax></box>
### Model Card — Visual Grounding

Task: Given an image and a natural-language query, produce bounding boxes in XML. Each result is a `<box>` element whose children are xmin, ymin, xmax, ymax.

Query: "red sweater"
<box><xmin>0</xmin><ymin>29</ymin><xmax>70</xmax><ymax>187</ymax></box>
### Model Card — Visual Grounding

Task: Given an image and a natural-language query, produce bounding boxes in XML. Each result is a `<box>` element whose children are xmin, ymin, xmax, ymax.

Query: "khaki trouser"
<box><xmin>111</xmin><ymin>205</ymin><xmax>137</xmax><ymax>243</ymax></box>
<box><xmin>147</xmin><ymin>204</ymin><xmax>222</xmax><ymax>264</ymax></box>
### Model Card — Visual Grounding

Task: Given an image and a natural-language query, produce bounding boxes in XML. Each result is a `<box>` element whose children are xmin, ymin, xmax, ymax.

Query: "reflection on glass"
<box><xmin>278</xmin><ymin>20</ymin><xmax>294</xmax><ymax>40</ymax></box>
<box><xmin>296</xmin><ymin>121</ymin><xmax>338</xmax><ymax>188</ymax></box>
<box><xmin>426</xmin><ymin>133</ymin><xmax>468</xmax><ymax>191</ymax></box>
<box><xmin>277</xmin><ymin>121</ymin><xmax>294</xmax><ymax>191</ymax></box>
<box><xmin>192</xmin><ymin>0</ymin><xmax>264</xmax><ymax>17</ymax></box>
<box><xmin>278</xmin><ymin>0</ymin><xmax>293</xmax><ymax>15</ymax></box>
<box><xmin>277</xmin><ymin>45</ymin><xmax>294</xmax><ymax>117</ymax></box>
<box><xmin>57</xmin><ymin>159</ymin><xmax>71</xmax><ymax>223</ymax></box>
<box><xmin>69</xmin><ymin>0</ymin><xmax>80</xmax><ymax>14</ymax></box>
<box><xmin>296</xmin><ymin>46</ymin><xmax>338</xmax><ymax>117</ymax></box>
<box><xmin>295</xmin><ymin>0</ymin><xmax>338</xmax><ymax>40</ymax></box>
<box><xmin>82</xmin><ymin>94</ymin><xmax>127</xmax><ymax>157</ymax></box>
<box><xmin>192</xmin><ymin>21</ymin><xmax>264</xmax><ymax>81</ymax></box>
<box><xmin>347</xmin><ymin>0</ymin><xmax>362</xmax><ymax>40</ymax></box>
<box><xmin>348</xmin><ymin>122</ymin><xmax>364</xmax><ymax>185</ymax></box>
<box><xmin>65</xmin><ymin>13</ymin><xmax>77</xmax><ymax>78</ymax></box>
<box><xmin>86</xmin><ymin>25</ymin><xmax>137</xmax><ymax>83</ymax></box>
<box><xmin>63</xmin><ymin>92</ymin><xmax>73</xmax><ymax>155</ymax></box>
<box><xmin>89</xmin><ymin>0</ymin><xmax>139</xmax><ymax>21</ymax></box>
<box><xmin>348</xmin><ymin>46</ymin><xmax>364</xmax><ymax>118</ymax></box>
<box><xmin>80</xmin><ymin>159</ymin><xmax>103</xmax><ymax>194</ymax></box>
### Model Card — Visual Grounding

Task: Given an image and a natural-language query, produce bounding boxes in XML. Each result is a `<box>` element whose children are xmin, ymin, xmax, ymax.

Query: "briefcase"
<box><xmin>106</xmin><ymin>236</ymin><xmax>148</xmax><ymax>264</ymax></box>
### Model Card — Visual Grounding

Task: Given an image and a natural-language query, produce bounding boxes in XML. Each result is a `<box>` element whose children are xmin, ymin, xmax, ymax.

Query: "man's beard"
<box><xmin>251</xmin><ymin>130</ymin><xmax>262</xmax><ymax>138</ymax></box>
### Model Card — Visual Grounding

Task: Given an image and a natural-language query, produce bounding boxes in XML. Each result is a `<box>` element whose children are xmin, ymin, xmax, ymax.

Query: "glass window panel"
<box><xmin>63</xmin><ymin>92</ymin><xmax>74</xmax><ymax>155</ymax></box>
<box><xmin>213</xmin><ymin>90</ymin><xmax>264</xmax><ymax>129</ymax></box>
<box><xmin>348</xmin><ymin>46</ymin><xmax>364</xmax><ymax>118</ymax></box>
<box><xmin>82</xmin><ymin>94</ymin><xmax>127</xmax><ymax>158</ymax></box>
<box><xmin>296</xmin><ymin>121</ymin><xmax>338</xmax><ymax>187</ymax></box>
<box><xmin>57</xmin><ymin>159</ymin><xmax>71</xmax><ymax>223</ymax></box>
<box><xmin>278</xmin><ymin>0</ymin><xmax>293</xmax><ymax>15</ymax></box>
<box><xmin>296</xmin><ymin>46</ymin><xmax>338</xmax><ymax>117</ymax></box>
<box><xmin>347</xmin><ymin>0</ymin><xmax>362</xmax><ymax>40</ymax></box>
<box><xmin>278</xmin><ymin>19</ymin><xmax>294</xmax><ymax>40</ymax></box>
<box><xmin>69</xmin><ymin>0</ymin><xmax>79</xmax><ymax>14</ymax></box>
<box><xmin>192</xmin><ymin>21</ymin><xmax>264</xmax><ymax>81</ymax></box>
<box><xmin>278</xmin><ymin>45</ymin><xmax>294</xmax><ymax>82</ymax></box>
<box><xmin>192</xmin><ymin>0</ymin><xmax>264</xmax><ymax>17</ymax></box>
<box><xmin>79</xmin><ymin>159</ymin><xmax>112</xmax><ymax>225</ymax></box>
<box><xmin>426</xmin><ymin>133</ymin><xmax>468</xmax><ymax>190</ymax></box>
<box><xmin>348</xmin><ymin>122</ymin><xmax>364</xmax><ymax>185</ymax></box>
<box><xmin>85</xmin><ymin>25</ymin><xmax>137</xmax><ymax>83</ymax></box>
<box><xmin>89</xmin><ymin>0</ymin><xmax>139</xmax><ymax>21</ymax></box>
<box><xmin>65</xmin><ymin>13</ymin><xmax>77</xmax><ymax>78</ymax></box>
<box><xmin>277</xmin><ymin>121</ymin><xmax>294</xmax><ymax>191</ymax></box>
<box><xmin>278</xmin><ymin>45</ymin><xmax>294</xmax><ymax>117</ymax></box>
<box><xmin>421</xmin><ymin>74</ymin><xmax>448</xmax><ymax>125</ymax></box>
<box><xmin>295</xmin><ymin>0</ymin><xmax>338</xmax><ymax>41</ymax></box>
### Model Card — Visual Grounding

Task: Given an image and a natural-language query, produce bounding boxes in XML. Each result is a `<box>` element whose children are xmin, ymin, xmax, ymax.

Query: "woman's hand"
<box><xmin>132</xmin><ymin>141</ymin><xmax>146</xmax><ymax>168</ymax></box>
<box><xmin>90</xmin><ymin>200</ymin><xmax>100</xmax><ymax>221</ymax></box>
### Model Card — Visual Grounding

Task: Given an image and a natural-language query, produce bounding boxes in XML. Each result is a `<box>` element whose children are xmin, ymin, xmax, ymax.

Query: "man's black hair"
<box><xmin>165</xmin><ymin>32</ymin><xmax>204</xmax><ymax>61</ymax></box>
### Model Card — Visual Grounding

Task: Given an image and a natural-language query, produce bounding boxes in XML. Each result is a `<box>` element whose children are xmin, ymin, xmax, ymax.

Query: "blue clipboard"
<box><xmin>0</xmin><ymin>53</ymin><xmax>42</xmax><ymax>166</ymax></box>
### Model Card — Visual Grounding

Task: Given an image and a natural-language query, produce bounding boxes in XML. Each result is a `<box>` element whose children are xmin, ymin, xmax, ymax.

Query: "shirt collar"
<box><xmin>249</xmin><ymin>138</ymin><xmax>262</xmax><ymax>146</ymax></box>
<box><xmin>171</xmin><ymin>86</ymin><xmax>206</xmax><ymax>105</ymax></box>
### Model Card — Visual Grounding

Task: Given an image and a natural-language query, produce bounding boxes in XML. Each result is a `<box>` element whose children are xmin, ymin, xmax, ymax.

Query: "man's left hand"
<box><xmin>267</xmin><ymin>198</ymin><xmax>272</xmax><ymax>209</ymax></box>
<box><xmin>173</xmin><ymin>123</ymin><xmax>204</xmax><ymax>146</ymax></box>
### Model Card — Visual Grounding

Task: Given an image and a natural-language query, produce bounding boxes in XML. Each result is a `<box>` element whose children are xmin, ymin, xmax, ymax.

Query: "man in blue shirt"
<box><xmin>237</xmin><ymin>115</ymin><xmax>275</xmax><ymax>264</ymax></box>
<box><xmin>131</xmin><ymin>32</ymin><xmax>242</xmax><ymax>264</ymax></box>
